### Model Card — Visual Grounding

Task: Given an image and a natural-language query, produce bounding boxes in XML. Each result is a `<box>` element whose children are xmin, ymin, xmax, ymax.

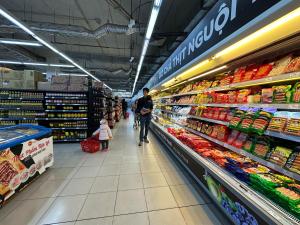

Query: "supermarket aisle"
<box><xmin>0</xmin><ymin>118</ymin><xmax>229</xmax><ymax>225</ymax></box>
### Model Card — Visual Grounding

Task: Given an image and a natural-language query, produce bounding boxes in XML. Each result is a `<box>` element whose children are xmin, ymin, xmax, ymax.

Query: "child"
<box><xmin>93</xmin><ymin>119</ymin><xmax>112</xmax><ymax>151</ymax></box>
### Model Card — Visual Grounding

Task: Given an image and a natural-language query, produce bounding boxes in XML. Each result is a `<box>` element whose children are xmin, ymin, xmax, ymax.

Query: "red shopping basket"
<box><xmin>80</xmin><ymin>134</ymin><xmax>100</xmax><ymax>153</ymax></box>
<box><xmin>125</xmin><ymin>112</ymin><xmax>129</xmax><ymax>119</ymax></box>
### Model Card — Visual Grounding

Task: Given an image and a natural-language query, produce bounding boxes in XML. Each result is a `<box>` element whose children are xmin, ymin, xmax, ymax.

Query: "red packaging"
<box><xmin>254</xmin><ymin>63</ymin><xmax>273</xmax><ymax>79</ymax></box>
<box><xmin>217</xmin><ymin>125</ymin><xmax>229</xmax><ymax>141</ymax></box>
<box><xmin>243</xmin><ymin>65</ymin><xmax>259</xmax><ymax>81</ymax></box>
<box><xmin>219</xmin><ymin>108</ymin><xmax>228</xmax><ymax>121</ymax></box>
<box><xmin>284</xmin><ymin>56</ymin><xmax>300</xmax><ymax>73</ymax></box>
<box><xmin>227</xmin><ymin>130</ymin><xmax>240</xmax><ymax>145</ymax></box>
<box><xmin>232</xmin><ymin>67</ymin><xmax>246</xmax><ymax>83</ymax></box>
<box><xmin>212</xmin><ymin>108</ymin><xmax>221</xmax><ymax>120</ymax></box>
<box><xmin>232</xmin><ymin>132</ymin><xmax>248</xmax><ymax>148</ymax></box>
<box><xmin>228</xmin><ymin>91</ymin><xmax>237</xmax><ymax>103</ymax></box>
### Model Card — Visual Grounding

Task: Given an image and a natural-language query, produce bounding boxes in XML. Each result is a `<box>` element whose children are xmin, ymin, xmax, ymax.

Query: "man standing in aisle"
<box><xmin>137</xmin><ymin>88</ymin><xmax>153</xmax><ymax>146</ymax></box>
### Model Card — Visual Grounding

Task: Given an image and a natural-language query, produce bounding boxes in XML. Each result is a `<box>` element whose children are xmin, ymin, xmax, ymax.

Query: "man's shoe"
<box><xmin>138</xmin><ymin>142</ymin><xmax>142</xmax><ymax>146</ymax></box>
<box><xmin>144</xmin><ymin>139</ymin><xmax>150</xmax><ymax>143</ymax></box>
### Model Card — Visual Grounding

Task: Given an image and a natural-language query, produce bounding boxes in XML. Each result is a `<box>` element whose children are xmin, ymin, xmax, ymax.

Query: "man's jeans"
<box><xmin>140</xmin><ymin>115</ymin><xmax>151</xmax><ymax>142</ymax></box>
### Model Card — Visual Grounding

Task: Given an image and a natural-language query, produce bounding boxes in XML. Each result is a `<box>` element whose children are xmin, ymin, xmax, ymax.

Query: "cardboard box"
<box><xmin>22</xmin><ymin>80</ymin><xmax>36</xmax><ymax>90</ymax></box>
<box><xmin>51</xmin><ymin>75</ymin><xmax>70</xmax><ymax>84</ymax></box>
<box><xmin>2</xmin><ymin>80</ymin><xmax>23</xmax><ymax>89</ymax></box>
<box><xmin>24</xmin><ymin>70</ymin><xmax>45</xmax><ymax>82</ymax></box>
<box><xmin>51</xmin><ymin>84</ymin><xmax>68</xmax><ymax>91</ymax></box>
<box><xmin>68</xmin><ymin>84</ymin><xmax>88</xmax><ymax>92</ymax></box>
<box><xmin>2</xmin><ymin>70</ymin><xmax>24</xmax><ymax>81</ymax></box>
<box><xmin>37</xmin><ymin>81</ymin><xmax>51</xmax><ymax>90</ymax></box>
<box><xmin>70</xmin><ymin>76</ymin><xmax>88</xmax><ymax>84</ymax></box>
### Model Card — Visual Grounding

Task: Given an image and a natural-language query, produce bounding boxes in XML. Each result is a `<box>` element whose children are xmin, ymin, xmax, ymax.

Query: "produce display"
<box><xmin>52</xmin><ymin>130</ymin><xmax>87</xmax><ymax>141</ymax></box>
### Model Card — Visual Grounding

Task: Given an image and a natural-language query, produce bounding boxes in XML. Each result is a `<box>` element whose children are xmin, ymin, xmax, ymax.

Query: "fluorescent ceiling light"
<box><xmin>132</xmin><ymin>0</ymin><xmax>163</xmax><ymax>94</ymax></box>
<box><xmin>58</xmin><ymin>73</ymin><xmax>88</xmax><ymax>77</ymax></box>
<box><xmin>0</xmin><ymin>60</ymin><xmax>74</xmax><ymax>68</ymax></box>
<box><xmin>188</xmin><ymin>65</ymin><xmax>228</xmax><ymax>81</ymax></box>
<box><xmin>0</xmin><ymin>6</ymin><xmax>112</xmax><ymax>90</ymax></box>
<box><xmin>0</xmin><ymin>38</ymin><xmax>42</xmax><ymax>46</ymax></box>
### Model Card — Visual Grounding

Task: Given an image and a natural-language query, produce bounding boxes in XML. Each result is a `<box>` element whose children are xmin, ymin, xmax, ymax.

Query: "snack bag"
<box><xmin>237</xmin><ymin>89</ymin><xmax>252</xmax><ymax>103</ymax></box>
<box><xmin>250</xmin><ymin>108</ymin><xmax>276</xmax><ymax>135</ymax></box>
<box><xmin>285</xmin><ymin>149</ymin><xmax>300</xmax><ymax>175</ymax></box>
<box><xmin>216</xmin><ymin>125</ymin><xmax>229</xmax><ymax>142</ymax></box>
<box><xmin>267</xmin><ymin>146</ymin><xmax>293</xmax><ymax>167</ymax></box>
<box><xmin>262</xmin><ymin>88</ymin><xmax>274</xmax><ymax>103</ymax></box>
<box><xmin>284</xmin><ymin>56</ymin><xmax>300</xmax><ymax>73</ymax></box>
<box><xmin>284</xmin><ymin>112</ymin><xmax>300</xmax><ymax>136</ymax></box>
<box><xmin>219</xmin><ymin>108</ymin><xmax>229</xmax><ymax>121</ymax></box>
<box><xmin>219</xmin><ymin>74</ymin><xmax>233</xmax><ymax>86</ymax></box>
<box><xmin>238</xmin><ymin>108</ymin><xmax>260</xmax><ymax>132</ymax></box>
<box><xmin>267</xmin><ymin>111</ymin><xmax>290</xmax><ymax>132</ymax></box>
<box><xmin>227</xmin><ymin>130</ymin><xmax>240</xmax><ymax>145</ymax></box>
<box><xmin>232</xmin><ymin>67</ymin><xmax>246</xmax><ymax>83</ymax></box>
<box><xmin>268</xmin><ymin>55</ymin><xmax>292</xmax><ymax>76</ymax></box>
<box><xmin>242</xmin><ymin>65</ymin><xmax>259</xmax><ymax>81</ymax></box>
<box><xmin>243</xmin><ymin>136</ymin><xmax>256</xmax><ymax>152</ymax></box>
<box><xmin>232</xmin><ymin>132</ymin><xmax>248</xmax><ymax>148</ymax></box>
<box><xmin>273</xmin><ymin>85</ymin><xmax>292</xmax><ymax>103</ymax></box>
<box><xmin>292</xmin><ymin>82</ymin><xmax>300</xmax><ymax>103</ymax></box>
<box><xmin>227</xmin><ymin>91</ymin><xmax>237</xmax><ymax>103</ymax></box>
<box><xmin>252</xmin><ymin>136</ymin><xmax>272</xmax><ymax>159</ymax></box>
<box><xmin>254</xmin><ymin>63</ymin><xmax>273</xmax><ymax>79</ymax></box>
<box><xmin>229</xmin><ymin>108</ymin><xmax>246</xmax><ymax>129</ymax></box>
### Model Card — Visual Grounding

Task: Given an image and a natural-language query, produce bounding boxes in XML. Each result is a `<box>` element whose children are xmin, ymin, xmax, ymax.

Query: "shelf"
<box><xmin>0</xmin><ymin>118</ymin><xmax>44</xmax><ymax>121</ymax></box>
<box><xmin>183</xmin><ymin>126</ymin><xmax>300</xmax><ymax>182</ymax></box>
<box><xmin>0</xmin><ymin>107</ymin><xmax>44</xmax><ymax>111</ymax></box>
<box><xmin>265</xmin><ymin>130</ymin><xmax>300</xmax><ymax>143</ymax></box>
<box><xmin>188</xmin><ymin>115</ymin><xmax>230</xmax><ymax>126</ymax></box>
<box><xmin>0</xmin><ymin>97</ymin><xmax>43</xmax><ymax>100</ymax></box>
<box><xmin>45</xmin><ymin>103</ymin><xmax>87</xmax><ymax>106</ymax></box>
<box><xmin>44</xmin><ymin>118</ymin><xmax>88</xmax><ymax>121</ymax></box>
<box><xmin>51</xmin><ymin>127</ymin><xmax>88</xmax><ymax>130</ymax></box>
<box><xmin>151</xmin><ymin>121</ymin><xmax>299</xmax><ymax>225</ymax></box>
<box><xmin>163</xmin><ymin>103</ymin><xmax>300</xmax><ymax>109</ymax></box>
<box><xmin>45</xmin><ymin>96</ymin><xmax>87</xmax><ymax>100</ymax></box>
<box><xmin>158</xmin><ymin>72</ymin><xmax>300</xmax><ymax>99</ymax></box>
<box><xmin>45</xmin><ymin>110</ymin><xmax>87</xmax><ymax>112</ymax></box>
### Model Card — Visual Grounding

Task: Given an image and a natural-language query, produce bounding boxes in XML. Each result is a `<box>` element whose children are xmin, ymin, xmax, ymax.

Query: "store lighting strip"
<box><xmin>0</xmin><ymin>38</ymin><xmax>42</xmax><ymax>46</ymax></box>
<box><xmin>0</xmin><ymin>60</ymin><xmax>74</xmax><ymax>68</ymax></box>
<box><xmin>0</xmin><ymin>6</ymin><xmax>112</xmax><ymax>90</ymax></box>
<box><xmin>131</xmin><ymin>0</ymin><xmax>163</xmax><ymax>95</ymax></box>
<box><xmin>188</xmin><ymin>65</ymin><xmax>228</xmax><ymax>81</ymax></box>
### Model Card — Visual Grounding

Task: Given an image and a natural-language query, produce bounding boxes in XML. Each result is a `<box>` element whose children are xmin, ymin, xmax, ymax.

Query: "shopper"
<box><xmin>93</xmin><ymin>119</ymin><xmax>112</xmax><ymax>151</ymax></box>
<box><xmin>137</xmin><ymin>88</ymin><xmax>153</xmax><ymax>146</ymax></box>
<box><xmin>122</xmin><ymin>99</ymin><xmax>128</xmax><ymax>119</ymax></box>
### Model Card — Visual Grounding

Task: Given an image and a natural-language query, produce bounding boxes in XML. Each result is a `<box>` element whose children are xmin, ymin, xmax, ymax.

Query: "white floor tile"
<box><xmin>120</xmin><ymin>163</ymin><xmax>141</xmax><ymax>174</ymax></box>
<box><xmin>148</xmin><ymin>208</ymin><xmax>186</xmax><ymax>225</ymax></box>
<box><xmin>40</xmin><ymin>167</ymin><xmax>76</xmax><ymax>180</ymax></box>
<box><xmin>90</xmin><ymin>176</ymin><xmax>119</xmax><ymax>193</ymax></box>
<box><xmin>163</xmin><ymin>171</ymin><xmax>190</xmax><ymax>186</ymax></box>
<box><xmin>145</xmin><ymin>186</ymin><xmax>177</xmax><ymax>211</ymax></box>
<box><xmin>170</xmin><ymin>185</ymin><xmax>206</xmax><ymax>207</ymax></box>
<box><xmin>39</xmin><ymin>195</ymin><xmax>86</xmax><ymax>224</ymax></box>
<box><xmin>180</xmin><ymin>205</ymin><xmax>223</xmax><ymax>225</ymax></box>
<box><xmin>78</xmin><ymin>192</ymin><xmax>116</xmax><ymax>219</ymax></box>
<box><xmin>75</xmin><ymin>217</ymin><xmax>113</xmax><ymax>225</ymax></box>
<box><xmin>118</xmin><ymin>174</ymin><xmax>143</xmax><ymax>190</ymax></box>
<box><xmin>29</xmin><ymin>179</ymin><xmax>65</xmax><ymax>199</ymax></box>
<box><xmin>98</xmin><ymin>164</ymin><xmax>121</xmax><ymax>176</ymax></box>
<box><xmin>142</xmin><ymin>172</ymin><xmax>168</xmax><ymax>188</ymax></box>
<box><xmin>74</xmin><ymin>166</ymin><xmax>100</xmax><ymax>178</ymax></box>
<box><xmin>115</xmin><ymin>189</ymin><xmax>147</xmax><ymax>215</ymax></box>
<box><xmin>113</xmin><ymin>212</ymin><xmax>149</xmax><ymax>225</ymax></box>
<box><xmin>59</xmin><ymin>178</ymin><xmax>94</xmax><ymax>196</ymax></box>
<box><xmin>82</xmin><ymin>157</ymin><xmax>104</xmax><ymax>167</ymax></box>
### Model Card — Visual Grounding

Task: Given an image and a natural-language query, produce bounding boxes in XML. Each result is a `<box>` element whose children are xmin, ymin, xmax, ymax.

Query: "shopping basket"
<box><xmin>80</xmin><ymin>134</ymin><xmax>100</xmax><ymax>153</ymax></box>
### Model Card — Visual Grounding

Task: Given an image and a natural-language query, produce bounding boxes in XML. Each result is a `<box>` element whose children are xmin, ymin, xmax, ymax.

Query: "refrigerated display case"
<box><xmin>0</xmin><ymin>125</ymin><xmax>53</xmax><ymax>205</ymax></box>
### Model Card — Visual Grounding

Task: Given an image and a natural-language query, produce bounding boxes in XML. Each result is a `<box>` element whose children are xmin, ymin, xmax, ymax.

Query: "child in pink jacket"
<box><xmin>93</xmin><ymin>119</ymin><xmax>112</xmax><ymax>151</ymax></box>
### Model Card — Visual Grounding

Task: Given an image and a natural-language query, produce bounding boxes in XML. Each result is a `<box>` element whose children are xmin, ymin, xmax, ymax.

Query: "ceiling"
<box><xmin>0</xmin><ymin>0</ymin><xmax>217</xmax><ymax>93</ymax></box>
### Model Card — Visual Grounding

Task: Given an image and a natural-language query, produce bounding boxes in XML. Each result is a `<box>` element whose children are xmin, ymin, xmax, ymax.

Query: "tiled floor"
<box><xmin>0</xmin><ymin>118</ymin><xmax>231</xmax><ymax>225</ymax></box>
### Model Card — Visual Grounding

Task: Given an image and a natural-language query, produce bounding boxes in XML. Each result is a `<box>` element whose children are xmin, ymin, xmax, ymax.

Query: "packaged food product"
<box><xmin>243</xmin><ymin>136</ymin><xmax>256</xmax><ymax>152</ymax></box>
<box><xmin>284</xmin><ymin>112</ymin><xmax>300</xmax><ymax>136</ymax></box>
<box><xmin>285</xmin><ymin>148</ymin><xmax>300</xmax><ymax>174</ymax></box>
<box><xmin>229</xmin><ymin>108</ymin><xmax>246</xmax><ymax>129</ymax></box>
<box><xmin>232</xmin><ymin>132</ymin><xmax>248</xmax><ymax>148</ymax></box>
<box><xmin>237</xmin><ymin>89</ymin><xmax>252</xmax><ymax>103</ymax></box>
<box><xmin>261</xmin><ymin>88</ymin><xmax>274</xmax><ymax>103</ymax></box>
<box><xmin>267</xmin><ymin>146</ymin><xmax>293</xmax><ymax>167</ymax></box>
<box><xmin>268</xmin><ymin>55</ymin><xmax>292</xmax><ymax>76</ymax></box>
<box><xmin>252</xmin><ymin>136</ymin><xmax>272</xmax><ymax>158</ymax></box>
<box><xmin>243</xmin><ymin>65</ymin><xmax>259</xmax><ymax>81</ymax></box>
<box><xmin>232</xmin><ymin>67</ymin><xmax>246</xmax><ymax>83</ymax></box>
<box><xmin>284</xmin><ymin>56</ymin><xmax>300</xmax><ymax>73</ymax></box>
<box><xmin>227</xmin><ymin>91</ymin><xmax>237</xmax><ymax>103</ymax></box>
<box><xmin>219</xmin><ymin>74</ymin><xmax>233</xmax><ymax>86</ymax></box>
<box><xmin>273</xmin><ymin>85</ymin><xmax>292</xmax><ymax>103</ymax></box>
<box><xmin>239</xmin><ymin>108</ymin><xmax>259</xmax><ymax>132</ymax></box>
<box><xmin>254</xmin><ymin>63</ymin><xmax>273</xmax><ymax>79</ymax></box>
<box><xmin>218</xmin><ymin>108</ymin><xmax>229</xmax><ymax>121</ymax></box>
<box><xmin>216</xmin><ymin>125</ymin><xmax>229</xmax><ymax>142</ymax></box>
<box><xmin>227</xmin><ymin>130</ymin><xmax>240</xmax><ymax>145</ymax></box>
<box><xmin>251</xmin><ymin>108</ymin><xmax>275</xmax><ymax>135</ymax></box>
<box><xmin>267</xmin><ymin>111</ymin><xmax>290</xmax><ymax>132</ymax></box>
<box><xmin>210</xmin><ymin>80</ymin><xmax>220</xmax><ymax>88</ymax></box>
<box><xmin>273</xmin><ymin>174</ymin><xmax>294</xmax><ymax>184</ymax></box>
<box><xmin>292</xmin><ymin>82</ymin><xmax>300</xmax><ymax>103</ymax></box>
<box><xmin>250</xmin><ymin>173</ymin><xmax>283</xmax><ymax>188</ymax></box>
<box><xmin>247</xmin><ymin>94</ymin><xmax>261</xmax><ymax>103</ymax></box>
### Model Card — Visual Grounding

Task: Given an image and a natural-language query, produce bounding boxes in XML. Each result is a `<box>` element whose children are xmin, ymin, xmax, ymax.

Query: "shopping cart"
<box><xmin>80</xmin><ymin>134</ymin><xmax>100</xmax><ymax>153</ymax></box>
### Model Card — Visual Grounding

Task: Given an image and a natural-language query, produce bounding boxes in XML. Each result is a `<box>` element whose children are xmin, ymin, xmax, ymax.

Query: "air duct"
<box><xmin>0</xmin><ymin>20</ymin><xmax>140</xmax><ymax>39</ymax></box>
